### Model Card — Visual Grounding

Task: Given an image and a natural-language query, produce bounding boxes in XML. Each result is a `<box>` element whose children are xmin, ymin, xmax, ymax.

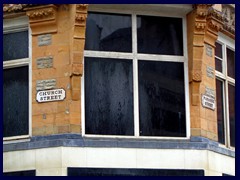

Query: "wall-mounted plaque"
<box><xmin>202</xmin><ymin>94</ymin><xmax>215</xmax><ymax>110</ymax></box>
<box><xmin>205</xmin><ymin>87</ymin><xmax>215</xmax><ymax>99</ymax></box>
<box><xmin>38</xmin><ymin>34</ymin><xmax>52</xmax><ymax>46</ymax></box>
<box><xmin>36</xmin><ymin>79</ymin><xmax>56</xmax><ymax>91</ymax></box>
<box><xmin>206</xmin><ymin>44</ymin><xmax>213</xmax><ymax>57</ymax></box>
<box><xmin>37</xmin><ymin>56</ymin><xmax>53</xmax><ymax>69</ymax></box>
<box><xmin>36</xmin><ymin>88</ymin><xmax>66</xmax><ymax>103</ymax></box>
<box><xmin>206</xmin><ymin>66</ymin><xmax>214</xmax><ymax>78</ymax></box>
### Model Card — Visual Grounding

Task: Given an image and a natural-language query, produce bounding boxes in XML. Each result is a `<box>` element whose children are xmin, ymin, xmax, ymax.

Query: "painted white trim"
<box><xmin>3</xmin><ymin>135</ymin><xmax>30</xmax><ymax>141</ymax></box>
<box><xmin>82</xmin><ymin>9</ymin><xmax>190</xmax><ymax>139</ymax></box>
<box><xmin>3</xmin><ymin>58</ymin><xmax>30</xmax><ymax>69</ymax></box>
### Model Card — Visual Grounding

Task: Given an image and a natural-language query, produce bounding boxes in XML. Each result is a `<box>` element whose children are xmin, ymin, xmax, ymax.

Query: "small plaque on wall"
<box><xmin>36</xmin><ymin>88</ymin><xmax>66</xmax><ymax>103</ymax></box>
<box><xmin>206</xmin><ymin>44</ymin><xmax>213</xmax><ymax>57</ymax></box>
<box><xmin>38</xmin><ymin>34</ymin><xmax>52</xmax><ymax>46</ymax></box>
<box><xmin>37</xmin><ymin>56</ymin><xmax>53</xmax><ymax>69</ymax></box>
<box><xmin>206</xmin><ymin>66</ymin><xmax>214</xmax><ymax>78</ymax></box>
<box><xmin>202</xmin><ymin>94</ymin><xmax>215</xmax><ymax>110</ymax></box>
<box><xmin>36</xmin><ymin>79</ymin><xmax>56</xmax><ymax>91</ymax></box>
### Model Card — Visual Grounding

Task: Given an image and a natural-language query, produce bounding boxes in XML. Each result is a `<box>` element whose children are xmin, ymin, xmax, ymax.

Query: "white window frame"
<box><xmin>215</xmin><ymin>32</ymin><xmax>235</xmax><ymax>150</ymax></box>
<box><xmin>81</xmin><ymin>5</ymin><xmax>190</xmax><ymax>140</ymax></box>
<box><xmin>3</xmin><ymin>16</ymin><xmax>32</xmax><ymax>141</ymax></box>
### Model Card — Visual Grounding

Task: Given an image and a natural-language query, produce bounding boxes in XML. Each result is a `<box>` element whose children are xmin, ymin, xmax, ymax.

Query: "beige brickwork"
<box><xmin>26</xmin><ymin>4</ymin><xmax>88</xmax><ymax>136</ymax></box>
<box><xmin>187</xmin><ymin>4</ymin><xmax>223</xmax><ymax>141</ymax></box>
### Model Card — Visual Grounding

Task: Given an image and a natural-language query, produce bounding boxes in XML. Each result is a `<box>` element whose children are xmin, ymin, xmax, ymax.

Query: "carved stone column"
<box><xmin>70</xmin><ymin>4</ymin><xmax>88</xmax><ymax>101</ymax></box>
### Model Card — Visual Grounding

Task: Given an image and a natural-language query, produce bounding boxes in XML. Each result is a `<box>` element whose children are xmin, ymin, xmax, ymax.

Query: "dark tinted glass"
<box><xmin>216</xmin><ymin>79</ymin><xmax>225</xmax><ymax>144</ymax></box>
<box><xmin>215</xmin><ymin>58</ymin><xmax>222</xmax><ymax>72</ymax></box>
<box><xmin>215</xmin><ymin>42</ymin><xmax>222</xmax><ymax>58</ymax></box>
<box><xmin>3</xmin><ymin>66</ymin><xmax>29</xmax><ymax>137</ymax></box>
<box><xmin>228</xmin><ymin>84</ymin><xmax>235</xmax><ymax>147</ymax></box>
<box><xmin>68</xmin><ymin>168</ymin><xmax>204</xmax><ymax>176</ymax></box>
<box><xmin>3</xmin><ymin>31</ymin><xmax>29</xmax><ymax>61</ymax></box>
<box><xmin>3</xmin><ymin>170</ymin><xmax>35</xmax><ymax>176</ymax></box>
<box><xmin>227</xmin><ymin>48</ymin><xmax>235</xmax><ymax>79</ymax></box>
<box><xmin>85</xmin><ymin>57</ymin><xmax>134</xmax><ymax>135</ymax></box>
<box><xmin>85</xmin><ymin>12</ymin><xmax>132</xmax><ymax>52</ymax></box>
<box><xmin>137</xmin><ymin>15</ymin><xmax>183</xmax><ymax>55</ymax></box>
<box><xmin>138</xmin><ymin>60</ymin><xmax>186</xmax><ymax>137</ymax></box>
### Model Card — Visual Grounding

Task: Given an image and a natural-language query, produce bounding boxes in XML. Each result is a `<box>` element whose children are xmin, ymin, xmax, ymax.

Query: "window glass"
<box><xmin>228</xmin><ymin>84</ymin><xmax>235</xmax><ymax>147</ymax></box>
<box><xmin>3</xmin><ymin>31</ymin><xmax>29</xmax><ymax>61</ymax></box>
<box><xmin>138</xmin><ymin>60</ymin><xmax>186</xmax><ymax>137</ymax></box>
<box><xmin>216</xmin><ymin>79</ymin><xmax>225</xmax><ymax>144</ymax></box>
<box><xmin>227</xmin><ymin>48</ymin><xmax>235</xmax><ymax>78</ymax></box>
<box><xmin>215</xmin><ymin>42</ymin><xmax>222</xmax><ymax>58</ymax></box>
<box><xmin>85</xmin><ymin>13</ymin><xmax>132</xmax><ymax>52</ymax></box>
<box><xmin>137</xmin><ymin>15</ymin><xmax>183</xmax><ymax>55</ymax></box>
<box><xmin>215</xmin><ymin>58</ymin><xmax>222</xmax><ymax>73</ymax></box>
<box><xmin>85</xmin><ymin>57</ymin><xmax>134</xmax><ymax>135</ymax></box>
<box><xmin>3</xmin><ymin>66</ymin><xmax>29</xmax><ymax>137</ymax></box>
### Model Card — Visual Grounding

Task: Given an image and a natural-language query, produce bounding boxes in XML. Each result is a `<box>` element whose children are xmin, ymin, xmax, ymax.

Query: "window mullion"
<box><xmin>132</xmin><ymin>13</ymin><xmax>139</xmax><ymax>137</ymax></box>
<box><xmin>224</xmin><ymin>79</ymin><xmax>231</xmax><ymax>147</ymax></box>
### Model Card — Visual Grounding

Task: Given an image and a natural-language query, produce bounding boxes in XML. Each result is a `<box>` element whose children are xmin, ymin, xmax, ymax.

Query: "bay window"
<box><xmin>83</xmin><ymin>8</ymin><xmax>189</xmax><ymax>138</ymax></box>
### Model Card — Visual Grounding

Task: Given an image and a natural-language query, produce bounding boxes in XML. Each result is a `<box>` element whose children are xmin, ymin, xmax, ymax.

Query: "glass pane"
<box><xmin>3</xmin><ymin>31</ymin><xmax>29</xmax><ymax>61</ymax></box>
<box><xmin>215</xmin><ymin>58</ymin><xmax>222</xmax><ymax>72</ymax></box>
<box><xmin>85</xmin><ymin>12</ymin><xmax>132</xmax><ymax>52</ymax></box>
<box><xmin>228</xmin><ymin>84</ymin><xmax>235</xmax><ymax>147</ymax></box>
<box><xmin>216</xmin><ymin>79</ymin><xmax>225</xmax><ymax>144</ymax></box>
<box><xmin>227</xmin><ymin>48</ymin><xmax>235</xmax><ymax>79</ymax></box>
<box><xmin>215</xmin><ymin>42</ymin><xmax>222</xmax><ymax>58</ymax></box>
<box><xmin>85</xmin><ymin>57</ymin><xmax>134</xmax><ymax>135</ymax></box>
<box><xmin>137</xmin><ymin>15</ymin><xmax>183</xmax><ymax>55</ymax></box>
<box><xmin>138</xmin><ymin>60</ymin><xmax>186</xmax><ymax>137</ymax></box>
<box><xmin>3</xmin><ymin>66</ymin><xmax>29</xmax><ymax>137</ymax></box>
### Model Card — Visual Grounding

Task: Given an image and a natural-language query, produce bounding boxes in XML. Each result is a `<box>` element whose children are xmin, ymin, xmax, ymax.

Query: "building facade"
<box><xmin>3</xmin><ymin>4</ymin><xmax>235</xmax><ymax>176</ymax></box>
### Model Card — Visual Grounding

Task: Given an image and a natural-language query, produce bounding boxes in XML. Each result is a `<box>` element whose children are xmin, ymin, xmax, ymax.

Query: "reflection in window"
<box><xmin>216</xmin><ymin>79</ymin><xmax>225</xmax><ymax>144</ymax></box>
<box><xmin>3</xmin><ymin>66</ymin><xmax>29</xmax><ymax>137</ymax></box>
<box><xmin>85</xmin><ymin>12</ymin><xmax>132</xmax><ymax>52</ymax></box>
<box><xmin>228</xmin><ymin>84</ymin><xmax>235</xmax><ymax>147</ymax></box>
<box><xmin>137</xmin><ymin>15</ymin><xmax>183</xmax><ymax>55</ymax></box>
<box><xmin>227</xmin><ymin>48</ymin><xmax>235</xmax><ymax>79</ymax></box>
<box><xmin>138</xmin><ymin>60</ymin><xmax>186</xmax><ymax>137</ymax></box>
<box><xmin>85</xmin><ymin>57</ymin><xmax>134</xmax><ymax>135</ymax></box>
<box><xmin>3</xmin><ymin>31</ymin><xmax>29</xmax><ymax>61</ymax></box>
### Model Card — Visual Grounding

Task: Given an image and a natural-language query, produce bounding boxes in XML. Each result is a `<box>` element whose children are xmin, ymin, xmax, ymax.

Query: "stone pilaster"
<box><xmin>187</xmin><ymin>4</ymin><xmax>223</xmax><ymax>141</ymax></box>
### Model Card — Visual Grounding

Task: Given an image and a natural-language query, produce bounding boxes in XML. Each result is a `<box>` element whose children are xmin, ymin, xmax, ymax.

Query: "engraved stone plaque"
<box><xmin>36</xmin><ymin>79</ymin><xmax>56</xmax><ymax>91</ymax></box>
<box><xmin>206</xmin><ymin>44</ymin><xmax>213</xmax><ymax>57</ymax></box>
<box><xmin>205</xmin><ymin>87</ymin><xmax>215</xmax><ymax>99</ymax></box>
<box><xmin>206</xmin><ymin>66</ymin><xmax>214</xmax><ymax>78</ymax></box>
<box><xmin>38</xmin><ymin>34</ymin><xmax>52</xmax><ymax>46</ymax></box>
<box><xmin>37</xmin><ymin>56</ymin><xmax>53</xmax><ymax>69</ymax></box>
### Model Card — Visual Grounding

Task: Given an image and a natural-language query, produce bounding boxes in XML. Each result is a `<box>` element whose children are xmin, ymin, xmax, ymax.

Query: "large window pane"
<box><xmin>138</xmin><ymin>60</ymin><xmax>186</xmax><ymax>137</ymax></box>
<box><xmin>227</xmin><ymin>48</ymin><xmax>235</xmax><ymax>79</ymax></box>
<box><xmin>85</xmin><ymin>57</ymin><xmax>134</xmax><ymax>135</ymax></box>
<box><xmin>3</xmin><ymin>31</ymin><xmax>29</xmax><ymax>61</ymax></box>
<box><xmin>137</xmin><ymin>15</ymin><xmax>183</xmax><ymax>55</ymax></box>
<box><xmin>85</xmin><ymin>12</ymin><xmax>132</xmax><ymax>52</ymax></box>
<box><xmin>3</xmin><ymin>66</ymin><xmax>29</xmax><ymax>137</ymax></box>
<box><xmin>228</xmin><ymin>84</ymin><xmax>235</xmax><ymax>147</ymax></box>
<box><xmin>216</xmin><ymin>79</ymin><xmax>225</xmax><ymax>144</ymax></box>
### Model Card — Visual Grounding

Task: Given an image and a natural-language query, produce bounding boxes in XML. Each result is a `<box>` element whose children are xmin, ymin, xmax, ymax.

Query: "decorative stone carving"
<box><xmin>75</xmin><ymin>14</ymin><xmax>87</xmax><ymax>24</ymax></box>
<box><xmin>192</xmin><ymin>70</ymin><xmax>202</xmax><ymax>82</ymax></box>
<box><xmin>76</xmin><ymin>4</ymin><xmax>88</xmax><ymax>12</ymax></box>
<box><xmin>222</xmin><ymin>4</ymin><xmax>235</xmax><ymax>36</ymax></box>
<box><xmin>193</xmin><ymin>4</ymin><xmax>213</xmax><ymax>19</ymax></box>
<box><xmin>25</xmin><ymin>5</ymin><xmax>58</xmax><ymax>35</ymax></box>
<box><xmin>27</xmin><ymin>8</ymin><xmax>55</xmax><ymax>20</ymax></box>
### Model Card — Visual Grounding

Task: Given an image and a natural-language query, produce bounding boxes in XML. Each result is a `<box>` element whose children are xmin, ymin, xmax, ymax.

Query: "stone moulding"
<box><xmin>25</xmin><ymin>5</ymin><xmax>58</xmax><ymax>35</ymax></box>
